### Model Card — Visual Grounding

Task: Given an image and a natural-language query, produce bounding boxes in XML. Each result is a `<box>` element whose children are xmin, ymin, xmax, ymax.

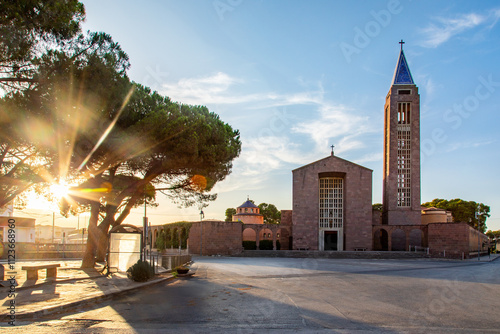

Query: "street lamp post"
<box><xmin>199</xmin><ymin>209</ymin><xmax>204</xmax><ymax>256</ymax></box>
<box><xmin>476</xmin><ymin>209</ymin><xmax>480</xmax><ymax>261</ymax></box>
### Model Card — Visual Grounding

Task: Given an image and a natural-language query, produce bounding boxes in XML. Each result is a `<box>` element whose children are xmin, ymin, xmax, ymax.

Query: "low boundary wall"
<box><xmin>235</xmin><ymin>250</ymin><xmax>430</xmax><ymax>259</ymax></box>
<box><xmin>161</xmin><ymin>255</ymin><xmax>192</xmax><ymax>270</ymax></box>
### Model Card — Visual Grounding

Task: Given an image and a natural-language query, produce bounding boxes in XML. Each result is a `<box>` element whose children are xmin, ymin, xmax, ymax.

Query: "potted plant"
<box><xmin>175</xmin><ymin>266</ymin><xmax>189</xmax><ymax>274</ymax></box>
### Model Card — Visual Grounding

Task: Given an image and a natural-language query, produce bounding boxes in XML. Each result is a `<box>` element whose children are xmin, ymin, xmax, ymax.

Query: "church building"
<box><xmin>291</xmin><ymin>42</ymin><xmax>422</xmax><ymax>252</ymax></box>
<box><xmin>292</xmin><ymin>153</ymin><xmax>372</xmax><ymax>251</ymax></box>
<box><xmin>187</xmin><ymin>42</ymin><xmax>490</xmax><ymax>258</ymax></box>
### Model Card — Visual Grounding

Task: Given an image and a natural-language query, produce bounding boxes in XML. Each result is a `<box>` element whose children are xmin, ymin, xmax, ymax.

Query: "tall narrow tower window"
<box><xmin>398</xmin><ymin>102</ymin><xmax>411</xmax><ymax>124</ymax></box>
<box><xmin>319</xmin><ymin>177</ymin><xmax>343</xmax><ymax>228</ymax></box>
<box><xmin>397</xmin><ymin>102</ymin><xmax>411</xmax><ymax>207</ymax></box>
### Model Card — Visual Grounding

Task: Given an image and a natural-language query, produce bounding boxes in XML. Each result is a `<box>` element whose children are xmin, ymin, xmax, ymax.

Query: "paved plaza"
<box><xmin>3</xmin><ymin>255</ymin><xmax>500</xmax><ymax>333</ymax></box>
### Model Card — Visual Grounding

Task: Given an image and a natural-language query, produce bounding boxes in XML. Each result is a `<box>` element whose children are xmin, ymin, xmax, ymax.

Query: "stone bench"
<box><xmin>21</xmin><ymin>264</ymin><xmax>61</xmax><ymax>280</ymax></box>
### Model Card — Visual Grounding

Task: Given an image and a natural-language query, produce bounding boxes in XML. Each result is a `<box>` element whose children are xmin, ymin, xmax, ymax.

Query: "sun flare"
<box><xmin>50</xmin><ymin>182</ymin><xmax>70</xmax><ymax>200</ymax></box>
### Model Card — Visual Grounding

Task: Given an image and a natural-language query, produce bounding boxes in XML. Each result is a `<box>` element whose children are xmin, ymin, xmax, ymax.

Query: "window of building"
<box><xmin>319</xmin><ymin>177</ymin><xmax>343</xmax><ymax>228</ymax></box>
<box><xmin>245</xmin><ymin>208</ymin><xmax>248</xmax><ymax>213</ymax></box>
<box><xmin>398</xmin><ymin>102</ymin><xmax>410</xmax><ymax>124</ymax></box>
<box><xmin>398</xmin><ymin>89</ymin><xmax>411</xmax><ymax>95</ymax></box>
<box><xmin>397</xmin><ymin>102</ymin><xmax>411</xmax><ymax>207</ymax></box>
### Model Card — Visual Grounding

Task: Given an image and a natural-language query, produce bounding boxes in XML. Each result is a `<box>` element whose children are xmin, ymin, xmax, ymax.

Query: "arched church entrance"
<box><xmin>373</xmin><ymin>228</ymin><xmax>389</xmax><ymax>251</ymax></box>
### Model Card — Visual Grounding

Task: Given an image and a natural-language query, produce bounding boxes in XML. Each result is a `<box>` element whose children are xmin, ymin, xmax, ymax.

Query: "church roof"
<box><xmin>292</xmin><ymin>154</ymin><xmax>372</xmax><ymax>172</ymax></box>
<box><xmin>237</xmin><ymin>200</ymin><xmax>258</xmax><ymax>208</ymax></box>
<box><xmin>392</xmin><ymin>49</ymin><xmax>414</xmax><ymax>85</ymax></box>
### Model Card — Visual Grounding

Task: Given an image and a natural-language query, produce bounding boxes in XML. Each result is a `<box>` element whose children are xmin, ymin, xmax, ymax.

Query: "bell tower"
<box><xmin>382</xmin><ymin>41</ymin><xmax>421</xmax><ymax>225</ymax></box>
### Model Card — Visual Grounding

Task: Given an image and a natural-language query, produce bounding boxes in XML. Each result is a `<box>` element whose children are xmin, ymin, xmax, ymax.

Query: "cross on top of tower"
<box><xmin>392</xmin><ymin>40</ymin><xmax>414</xmax><ymax>85</ymax></box>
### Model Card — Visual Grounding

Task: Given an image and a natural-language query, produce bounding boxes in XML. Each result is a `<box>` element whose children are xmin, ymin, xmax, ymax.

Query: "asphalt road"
<box><xmin>9</xmin><ymin>256</ymin><xmax>500</xmax><ymax>333</ymax></box>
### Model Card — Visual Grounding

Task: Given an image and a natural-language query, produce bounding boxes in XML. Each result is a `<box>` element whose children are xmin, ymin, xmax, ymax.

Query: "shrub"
<box><xmin>155</xmin><ymin>231</ymin><xmax>166</xmax><ymax>251</ymax></box>
<box><xmin>242</xmin><ymin>240</ymin><xmax>280</xmax><ymax>250</ymax></box>
<box><xmin>243</xmin><ymin>241</ymin><xmax>257</xmax><ymax>250</ymax></box>
<box><xmin>259</xmin><ymin>240</ymin><xmax>274</xmax><ymax>250</ymax></box>
<box><xmin>127</xmin><ymin>260</ymin><xmax>155</xmax><ymax>282</ymax></box>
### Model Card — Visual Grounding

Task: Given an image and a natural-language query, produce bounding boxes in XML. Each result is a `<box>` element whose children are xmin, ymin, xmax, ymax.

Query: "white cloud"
<box><xmin>161</xmin><ymin>72</ymin><xmax>375</xmax><ymax>191</ymax></box>
<box><xmin>418</xmin><ymin>10</ymin><xmax>500</xmax><ymax>48</ymax></box>
<box><xmin>160</xmin><ymin>72</ymin><xmax>325</xmax><ymax>108</ymax></box>
<box><xmin>292</xmin><ymin>104</ymin><xmax>371</xmax><ymax>153</ymax></box>
<box><xmin>447</xmin><ymin>140</ymin><xmax>495</xmax><ymax>153</ymax></box>
<box><xmin>355</xmin><ymin>152</ymin><xmax>382</xmax><ymax>164</ymax></box>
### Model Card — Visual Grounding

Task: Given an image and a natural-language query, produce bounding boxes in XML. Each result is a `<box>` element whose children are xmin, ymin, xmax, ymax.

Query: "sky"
<box><xmin>17</xmin><ymin>0</ymin><xmax>500</xmax><ymax>231</ymax></box>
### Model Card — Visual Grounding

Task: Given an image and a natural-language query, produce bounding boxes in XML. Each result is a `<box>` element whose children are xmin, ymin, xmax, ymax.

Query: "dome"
<box><xmin>237</xmin><ymin>200</ymin><xmax>258</xmax><ymax>209</ymax></box>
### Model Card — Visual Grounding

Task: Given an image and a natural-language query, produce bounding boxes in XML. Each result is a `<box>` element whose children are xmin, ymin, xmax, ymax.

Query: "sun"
<box><xmin>50</xmin><ymin>182</ymin><xmax>70</xmax><ymax>200</ymax></box>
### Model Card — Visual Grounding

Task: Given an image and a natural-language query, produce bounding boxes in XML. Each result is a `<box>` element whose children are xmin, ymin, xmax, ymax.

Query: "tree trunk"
<box><xmin>95</xmin><ymin>200</ymin><xmax>121</xmax><ymax>261</ymax></box>
<box><xmin>95</xmin><ymin>223</ymin><xmax>110</xmax><ymax>262</ymax></box>
<box><xmin>80</xmin><ymin>202</ymin><xmax>100</xmax><ymax>268</ymax></box>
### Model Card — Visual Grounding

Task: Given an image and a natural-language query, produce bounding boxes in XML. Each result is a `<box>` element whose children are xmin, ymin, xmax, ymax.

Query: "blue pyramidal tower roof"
<box><xmin>392</xmin><ymin>49</ymin><xmax>414</xmax><ymax>85</ymax></box>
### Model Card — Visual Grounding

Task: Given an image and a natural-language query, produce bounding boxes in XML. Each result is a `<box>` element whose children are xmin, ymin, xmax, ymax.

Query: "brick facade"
<box><xmin>292</xmin><ymin>155</ymin><xmax>373</xmax><ymax>251</ymax></box>
<box><xmin>281</xmin><ymin>210</ymin><xmax>292</xmax><ymax>226</ymax></box>
<box><xmin>383</xmin><ymin>83</ymin><xmax>421</xmax><ymax>225</ymax></box>
<box><xmin>427</xmin><ymin>223</ymin><xmax>489</xmax><ymax>259</ymax></box>
<box><xmin>189</xmin><ymin>220</ymin><xmax>243</xmax><ymax>256</ymax></box>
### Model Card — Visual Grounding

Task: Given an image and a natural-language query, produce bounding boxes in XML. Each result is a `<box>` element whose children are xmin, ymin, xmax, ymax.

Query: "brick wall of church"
<box><xmin>427</xmin><ymin>223</ymin><xmax>469</xmax><ymax>259</ymax></box>
<box><xmin>383</xmin><ymin>84</ymin><xmax>421</xmax><ymax>225</ymax></box>
<box><xmin>292</xmin><ymin>156</ymin><xmax>373</xmax><ymax>251</ymax></box>
<box><xmin>189</xmin><ymin>221</ymin><xmax>243</xmax><ymax>256</ymax></box>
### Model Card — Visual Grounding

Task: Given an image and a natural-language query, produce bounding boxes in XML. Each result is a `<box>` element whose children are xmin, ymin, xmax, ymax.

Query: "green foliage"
<box><xmin>258</xmin><ymin>203</ymin><xmax>281</xmax><ymax>224</ymax></box>
<box><xmin>486</xmin><ymin>230</ymin><xmax>500</xmax><ymax>239</ymax></box>
<box><xmin>372</xmin><ymin>203</ymin><xmax>383</xmax><ymax>211</ymax></box>
<box><xmin>259</xmin><ymin>240</ymin><xmax>279</xmax><ymax>250</ymax></box>
<box><xmin>156</xmin><ymin>222</ymin><xmax>192</xmax><ymax>250</ymax></box>
<box><xmin>0</xmin><ymin>1</ymin><xmax>90</xmax><ymax>209</ymax></box>
<box><xmin>422</xmin><ymin>198</ymin><xmax>490</xmax><ymax>233</ymax></box>
<box><xmin>155</xmin><ymin>230</ymin><xmax>167</xmax><ymax>251</ymax></box>
<box><xmin>0</xmin><ymin>0</ymin><xmax>85</xmax><ymax>86</ymax></box>
<box><xmin>242</xmin><ymin>240</ymin><xmax>280</xmax><ymax>250</ymax></box>
<box><xmin>243</xmin><ymin>241</ymin><xmax>257</xmax><ymax>250</ymax></box>
<box><xmin>126</xmin><ymin>260</ymin><xmax>155</xmax><ymax>282</ymax></box>
<box><xmin>0</xmin><ymin>3</ymin><xmax>241</xmax><ymax>267</ymax></box>
<box><xmin>172</xmin><ymin>228</ymin><xmax>179</xmax><ymax>248</ymax></box>
<box><xmin>225</xmin><ymin>208</ymin><xmax>236</xmax><ymax>221</ymax></box>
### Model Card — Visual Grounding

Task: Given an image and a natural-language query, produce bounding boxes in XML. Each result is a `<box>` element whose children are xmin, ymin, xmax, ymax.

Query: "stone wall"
<box><xmin>427</xmin><ymin>223</ymin><xmax>470</xmax><ymax>259</ymax></box>
<box><xmin>372</xmin><ymin>209</ymin><xmax>382</xmax><ymax>225</ymax></box>
<box><xmin>189</xmin><ymin>220</ymin><xmax>243</xmax><ymax>256</ymax></box>
<box><xmin>428</xmin><ymin>222</ymin><xmax>489</xmax><ymax>258</ymax></box>
<box><xmin>280</xmin><ymin>210</ymin><xmax>292</xmax><ymax>226</ymax></box>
